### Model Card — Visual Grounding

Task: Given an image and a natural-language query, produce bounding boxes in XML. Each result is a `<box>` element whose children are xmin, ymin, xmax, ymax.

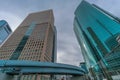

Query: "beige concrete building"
<box><xmin>0</xmin><ymin>10</ymin><xmax>57</xmax><ymax>80</ymax></box>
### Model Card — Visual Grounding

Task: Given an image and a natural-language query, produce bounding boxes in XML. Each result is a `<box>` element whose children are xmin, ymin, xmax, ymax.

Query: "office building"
<box><xmin>74</xmin><ymin>0</ymin><xmax>120</xmax><ymax>79</ymax></box>
<box><xmin>0</xmin><ymin>20</ymin><xmax>12</xmax><ymax>45</ymax></box>
<box><xmin>0</xmin><ymin>10</ymin><xmax>57</xmax><ymax>80</ymax></box>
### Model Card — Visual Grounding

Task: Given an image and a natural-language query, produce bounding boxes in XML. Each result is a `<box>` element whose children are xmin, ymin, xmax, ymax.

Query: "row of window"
<box><xmin>19</xmin><ymin>56</ymin><xmax>41</xmax><ymax>61</ymax></box>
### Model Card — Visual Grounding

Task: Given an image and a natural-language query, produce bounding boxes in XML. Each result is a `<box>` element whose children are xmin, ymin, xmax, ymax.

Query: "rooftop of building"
<box><xmin>19</xmin><ymin>9</ymin><xmax>54</xmax><ymax>27</ymax></box>
<box><xmin>0</xmin><ymin>20</ymin><xmax>12</xmax><ymax>32</ymax></box>
<box><xmin>0</xmin><ymin>20</ymin><xmax>7</xmax><ymax>27</ymax></box>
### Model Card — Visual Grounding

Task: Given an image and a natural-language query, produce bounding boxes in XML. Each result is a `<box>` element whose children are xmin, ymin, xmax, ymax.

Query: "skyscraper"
<box><xmin>0</xmin><ymin>10</ymin><xmax>56</xmax><ymax>80</ymax></box>
<box><xmin>0</xmin><ymin>20</ymin><xmax>12</xmax><ymax>45</ymax></box>
<box><xmin>74</xmin><ymin>0</ymin><xmax>120</xmax><ymax>79</ymax></box>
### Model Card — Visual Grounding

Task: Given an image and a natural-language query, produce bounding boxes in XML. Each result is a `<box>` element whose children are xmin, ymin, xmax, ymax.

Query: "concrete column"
<box><xmin>0</xmin><ymin>73</ymin><xmax>15</xmax><ymax>80</ymax></box>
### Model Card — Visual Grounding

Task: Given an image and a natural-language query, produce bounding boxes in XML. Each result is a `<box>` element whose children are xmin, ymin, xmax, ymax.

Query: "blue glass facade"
<box><xmin>0</xmin><ymin>20</ymin><xmax>12</xmax><ymax>45</ymax></box>
<box><xmin>74</xmin><ymin>0</ymin><xmax>120</xmax><ymax>79</ymax></box>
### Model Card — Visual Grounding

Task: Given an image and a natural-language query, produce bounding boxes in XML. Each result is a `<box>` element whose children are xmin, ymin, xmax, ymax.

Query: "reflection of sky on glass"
<box><xmin>0</xmin><ymin>0</ymin><xmax>120</xmax><ymax>66</ymax></box>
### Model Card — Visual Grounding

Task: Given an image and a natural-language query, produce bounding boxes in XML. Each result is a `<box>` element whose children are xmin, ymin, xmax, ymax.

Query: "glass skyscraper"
<box><xmin>74</xmin><ymin>0</ymin><xmax>120</xmax><ymax>79</ymax></box>
<box><xmin>0</xmin><ymin>20</ymin><xmax>12</xmax><ymax>45</ymax></box>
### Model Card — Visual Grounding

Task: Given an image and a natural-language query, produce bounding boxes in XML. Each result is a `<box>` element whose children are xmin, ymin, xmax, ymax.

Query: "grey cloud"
<box><xmin>3</xmin><ymin>0</ymin><xmax>120</xmax><ymax>66</ymax></box>
<box><xmin>57</xmin><ymin>33</ymin><xmax>84</xmax><ymax>66</ymax></box>
<box><xmin>57</xmin><ymin>45</ymin><xmax>84</xmax><ymax>66</ymax></box>
<box><xmin>0</xmin><ymin>0</ymin><xmax>83</xmax><ymax>66</ymax></box>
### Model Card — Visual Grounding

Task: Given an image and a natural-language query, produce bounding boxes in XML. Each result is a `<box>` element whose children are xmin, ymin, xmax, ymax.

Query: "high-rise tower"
<box><xmin>0</xmin><ymin>10</ymin><xmax>57</xmax><ymax>80</ymax></box>
<box><xmin>74</xmin><ymin>0</ymin><xmax>120</xmax><ymax>79</ymax></box>
<box><xmin>0</xmin><ymin>20</ymin><xmax>12</xmax><ymax>45</ymax></box>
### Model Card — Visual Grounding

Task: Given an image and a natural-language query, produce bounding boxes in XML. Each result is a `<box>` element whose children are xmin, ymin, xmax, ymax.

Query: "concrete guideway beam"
<box><xmin>0</xmin><ymin>60</ymin><xmax>85</xmax><ymax>76</ymax></box>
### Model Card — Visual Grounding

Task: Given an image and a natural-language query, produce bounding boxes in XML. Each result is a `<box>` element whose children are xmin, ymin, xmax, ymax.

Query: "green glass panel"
<box><xmin>10</xmin><ymin>22</ymin><xmax>36</xmax><ymax>60</ymax></box>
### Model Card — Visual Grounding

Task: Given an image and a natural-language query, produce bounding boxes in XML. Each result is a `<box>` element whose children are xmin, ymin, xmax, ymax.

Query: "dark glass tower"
<box><xmin>0</xmin><ymin>20</ymin><xmax>12</xmax><ymax>45</ymax></box>
<box><xmin>74</xmin><ymin>0</ymin><xmax>120</xmax><ymax>79</ymax></box>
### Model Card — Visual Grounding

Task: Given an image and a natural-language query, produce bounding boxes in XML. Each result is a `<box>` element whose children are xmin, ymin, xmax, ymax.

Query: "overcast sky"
<box><xmin>0</xmin><ymin>0</ymin><xmax>120</xmax><ymax>66</ymax></box>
